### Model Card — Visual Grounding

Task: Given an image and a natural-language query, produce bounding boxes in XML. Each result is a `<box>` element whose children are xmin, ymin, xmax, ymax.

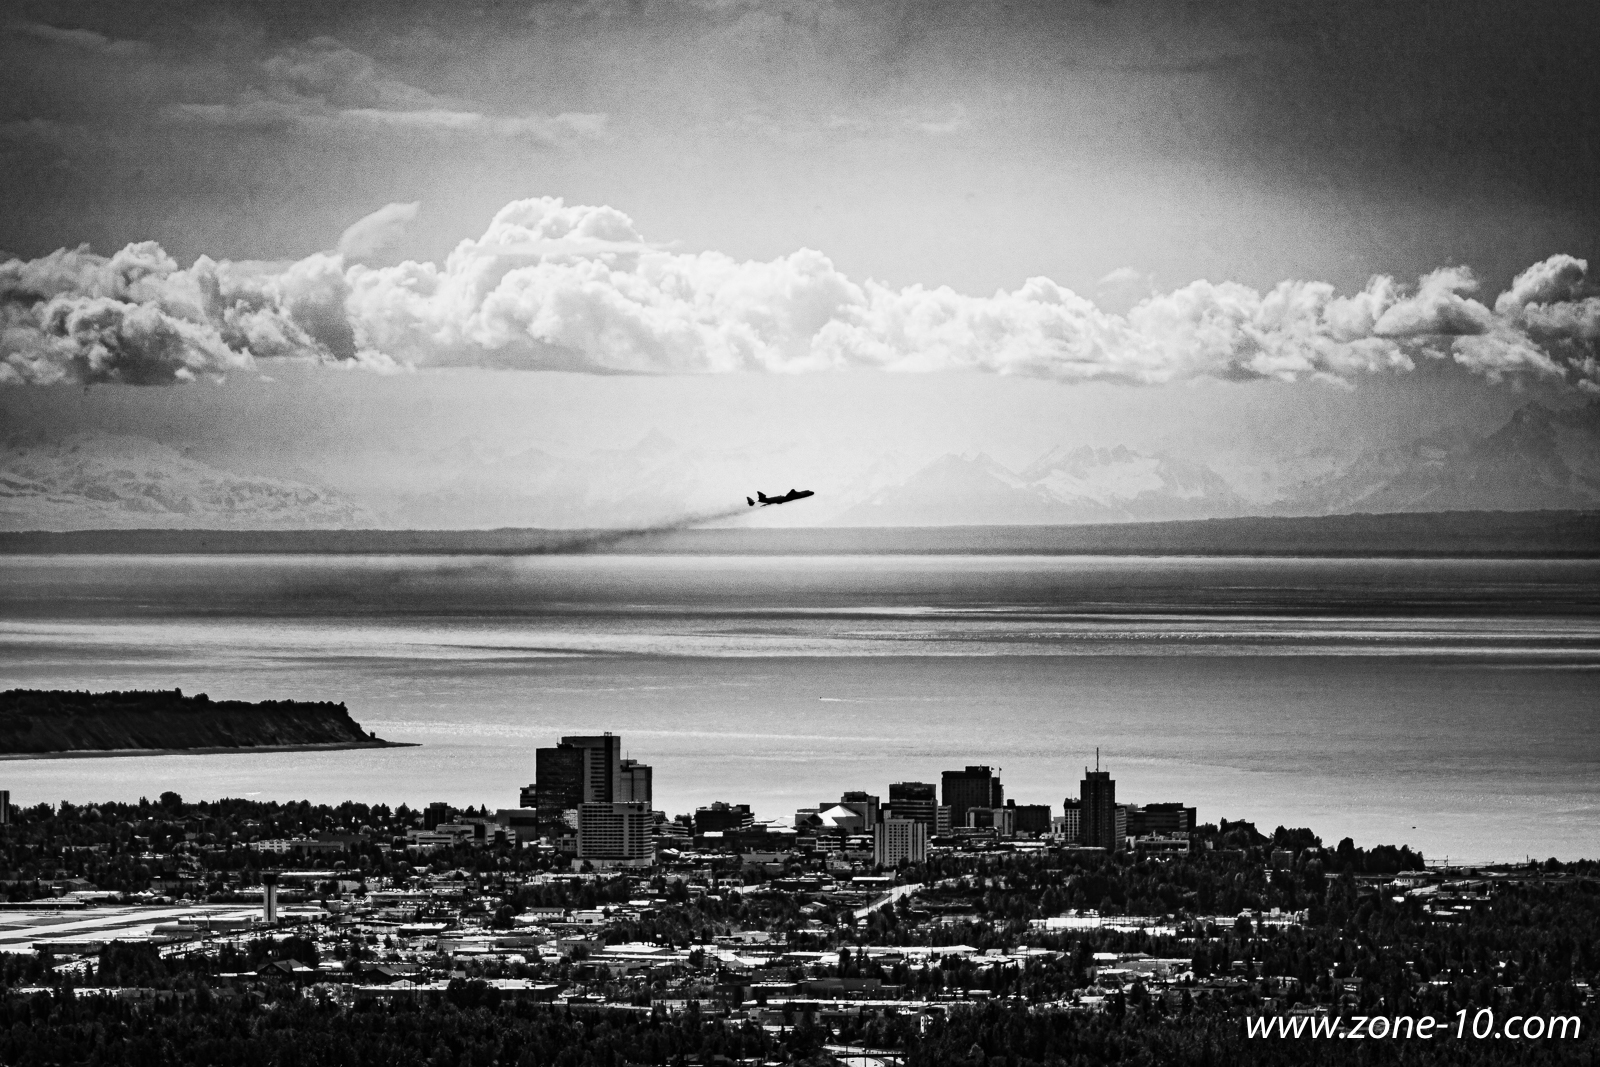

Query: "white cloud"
<box><xmin>337</xmin><ymin>202</ymin><xmax>421</xmax><ymax>261</ymax></box>
<box><xmin>1371</xmin><ymin>266</ymin><xmax>1494</xmax><ymax>337</ymax></box>
<box><xmin>1097</xmin><ymin>267</ymin><xmax>1150</xmax><ymax>288</ymax></box>
<box><xmin>4</xmin><ymin>199</ymin><xmax>1599</xmax><ymax>392</ymax></box>
<box><xmin>1495</xmin><ymin>254</ymin><xmax>1589</xmax><ymax>314</ymax></box>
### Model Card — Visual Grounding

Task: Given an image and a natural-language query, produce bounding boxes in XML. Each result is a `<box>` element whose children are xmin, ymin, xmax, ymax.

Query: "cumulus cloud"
<box><xmin>337</xmin><ymin>201</ymin><xmax>421</xmax><ymax>261</ymax></box>
<box><xmin>1</xmin><ymin>243</ymin><xmax>350</xmax><ymax>385</ymax></box>
<box><xmin>4</xmin><ymin>196</ymin><xmax>1599</xmax><ymax>391</ymax></box>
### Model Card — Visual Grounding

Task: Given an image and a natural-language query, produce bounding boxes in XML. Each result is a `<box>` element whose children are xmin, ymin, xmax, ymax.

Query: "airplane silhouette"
<box><xmin>747</xmin><ymin>489</ymin><xmax>815</xmax><ymax>507</ymax></box>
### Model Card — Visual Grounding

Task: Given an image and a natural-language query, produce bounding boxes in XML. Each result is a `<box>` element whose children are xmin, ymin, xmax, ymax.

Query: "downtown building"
<box><xmin>520</xmin><ymin>732</ymin><xmax>652</xmax><ymax>833</ymax></box>
<box><xmin>838</xmin><ymin>790</ymin><xmax>881</xmax><ymax>829</ymax></box>
<box><xmin>619</xmin><ymin>758</ymin><xmax>652</xmax><ymax>806</ymax></box>
<box><xmin>575</xmin><ymin>802</ymin><xmax>654</xmax><ymax>868</ymax></box>
<box><xmin>1080</xmin><ymin>766</ymin><xmax>1124</xmax><ymax>851</ymax></box>
<box><xmin>1008</xmin><ymin>801</ymin><xmax>1054</xmax><ymax>836</ymax></box>
<box><xmin>886</xmin><ymin>782</ymin><xmax>935</xmax><ymax>829</ymax></box>
<box><xmin>522</xmin><ymin>735</ymin><xmax>614</xmax><ymax>815</ymax></box>
<box><xmin>1125</xmin><ymin>802</ymin><xmax>1196</xmax><ymax>838</ymax></box>
<box><xmin>874</xmin><ymin>818</ymin><xmax>927</xmax><ymax>868</ymax></box>
<box><xmin>941</xmin><ymin>766</ymin><xmax>1003</xmax><ymax>829</ymax></box>
<box><xmin>695</xmin><ymin>802</ymin><xmax>754</xmax><ymax>835</ymax></box>
<box><xmin>1059</xmin><ymin>798</ymin><xmax>1082</xmax><ymax>842</ymax></box>
<box><xmin>965</xmin><ymin>806</ymin><xmax>1014</xmax><ymax>835</ymax></box>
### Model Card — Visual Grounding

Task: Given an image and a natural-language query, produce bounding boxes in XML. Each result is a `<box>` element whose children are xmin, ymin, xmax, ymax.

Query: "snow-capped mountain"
<box><xmin>0</xmin><ymin>434</ymin><xmax>375</xmax><ymax>530</ymax></box>
<box><xmin>1020</xmin><ymin>444</ymin><xmax>1247</xmax><ymax>520</ymax></box>
<box><xmin>835</xmin><ymin>446</ymin><xmax>1246</xmax><ymax>526</ymax></box>
<box><xmin>1281</xmin><ymin>403</ymin><xmax>1600</xmax><ymax>514</ymax></box>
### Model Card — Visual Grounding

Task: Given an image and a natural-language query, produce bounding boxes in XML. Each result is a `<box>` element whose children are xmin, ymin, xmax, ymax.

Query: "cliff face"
<box><xmin>0</xmin><ymin>689</ymin><xmax>386</xmax><ymax>754</ymax></box>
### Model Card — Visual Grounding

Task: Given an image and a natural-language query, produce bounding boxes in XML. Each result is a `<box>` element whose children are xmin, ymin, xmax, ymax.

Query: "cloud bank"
<box><xmin>4</xmin><ymin>197</ymin><xmax>1598</xmax><ymax>390</ymax></box>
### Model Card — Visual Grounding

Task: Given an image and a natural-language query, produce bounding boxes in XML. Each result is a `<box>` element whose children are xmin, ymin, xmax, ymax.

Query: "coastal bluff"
<box><xmin>0</xmin><ymin>689</ymin><xmax>400</xmax><ymax>756</ymax></box>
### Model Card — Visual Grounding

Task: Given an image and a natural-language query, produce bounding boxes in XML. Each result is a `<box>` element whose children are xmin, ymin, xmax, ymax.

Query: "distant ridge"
<box><xmin>0</xmin><ymin>689</ymin><xmax>407</xmax><ymax>756</ymax></box>
<box><xmin>1</xmin><ymin>510</ymin><xmax>1596</xmax><ymax>557</ymax></box>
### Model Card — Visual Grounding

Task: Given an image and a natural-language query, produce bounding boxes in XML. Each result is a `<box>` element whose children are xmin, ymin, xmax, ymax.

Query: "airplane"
<box><xmin>747</xmin><ymin>489</ymin><xmax>815</xmax><ymax>507</ymax></box>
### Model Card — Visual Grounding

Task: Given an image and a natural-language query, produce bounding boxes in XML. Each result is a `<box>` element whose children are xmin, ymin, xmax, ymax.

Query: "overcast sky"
<box><xmin>2</xmin><ymin>0</ymin><xmax>1597</xmax><ymax>520</ymax></box>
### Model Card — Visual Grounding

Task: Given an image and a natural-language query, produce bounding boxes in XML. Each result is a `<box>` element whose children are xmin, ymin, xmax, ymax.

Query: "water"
<box><xmin>1</xmin><ymin>553</ymin><xmax>1597</xmax><ymax>863</ymax></box>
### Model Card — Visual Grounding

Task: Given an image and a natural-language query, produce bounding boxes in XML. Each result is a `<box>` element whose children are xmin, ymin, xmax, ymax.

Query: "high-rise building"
<box><xmin>1060</xmin><ymin>798</ymin><xmax>1083</xmax><ymax>843</ymax></box>
<box><xmin>562</xmin><ymin>733</ymin><xmax>622</xmax><ymax>804</ymax></box>
<box><xmin>576</xmin><ymin>802</ymin><xmax>654</xmax><ymax>865</ymax></box>
<box><xmin>0</xmin><ymin>789</ymin><xmax>9</xmax><ymax>826</ymax></box>
<box><xmin>1081</xmin><ymin>763</ymin><xmax>1121</xmax><ymax>851</ymax></box>
<box><xmin>619</xmin><ymin>758</ymin><xmax>653</xmax><ymax>806</ymax></box>
<box><xmin>527</xmin><ymin>733</ymin><xmax>625</xmax><ymax>822</ymax></box>
<box><xmin>942</xmin><ymin>766</ymin><xmax>1003</xmax><ymax>828</ymax></box>
<box><xmin>936</xmin><ymin>805</ymin><xmax>952</xmax><ymax>836</ymax></box>
<box><xmin>532</xmin><ymin>745</ymin><xmax>584</xmax><ymax>817</ymax></box>
<box><xmin>874</xmin><ymin>818</ymin><xmax>927</xmax><ymax>867</ymax></box>
<box><xmin>887</xmin><ymin>782</ymin><xmax>937</xmax><ymax>830</ymax></box>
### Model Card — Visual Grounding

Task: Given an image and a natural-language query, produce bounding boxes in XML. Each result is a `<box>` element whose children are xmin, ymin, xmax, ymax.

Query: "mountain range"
<box><xmin>1278</xmin><ymin>403</ymin><xmax>1600</xmax><ymax>515</ymax></box>
<box><xmin>2</xmin><ymin>403</ymin><xmax>1595</xmax><ymax>530</ymax></box>
<box><xmin>0</xmin><ymin>434</ymin><xmax>374</xmax><ymax>531</ymax></box>
<box><xmin>835</xmin><ymin>446</ymin><xmax>1249</xmax><ymax>525</ymax></box>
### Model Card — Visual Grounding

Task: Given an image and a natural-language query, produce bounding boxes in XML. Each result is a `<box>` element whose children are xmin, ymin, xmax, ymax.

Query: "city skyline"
<box><xmin>515</xmin><ymin>728</ymin><xmax>1196</xmax><ymax>869</ymax></box>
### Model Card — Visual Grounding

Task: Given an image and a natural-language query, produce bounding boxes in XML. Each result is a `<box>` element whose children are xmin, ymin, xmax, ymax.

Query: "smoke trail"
<box><xmin>523</xmin><ymin>501</ymin><xmax>764</xmax><ymax>553</ymax></box>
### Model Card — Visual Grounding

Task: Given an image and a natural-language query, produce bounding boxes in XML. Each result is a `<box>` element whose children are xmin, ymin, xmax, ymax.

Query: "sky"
<box><xmin>2</xmin><ymin>0</ymin><xmax>1598</xmax><ymax>525</ymax></box>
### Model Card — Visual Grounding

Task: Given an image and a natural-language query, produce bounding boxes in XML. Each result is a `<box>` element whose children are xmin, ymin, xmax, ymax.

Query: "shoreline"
<box><xmin>0</xmin><ymin>740</ymin><xmax>419</xmax><ymax>761</ymax></box>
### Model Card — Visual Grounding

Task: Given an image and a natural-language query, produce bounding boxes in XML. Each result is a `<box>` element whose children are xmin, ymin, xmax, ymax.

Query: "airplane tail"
<box><xmin>757</xmin><ymin>492</ymin><xmax>769</xmax><ymax>503</ymax></box>
<box><xmin>746</xmin><ymin>497</ymin><xmax>755</xmax><ymax>507</ymax></box>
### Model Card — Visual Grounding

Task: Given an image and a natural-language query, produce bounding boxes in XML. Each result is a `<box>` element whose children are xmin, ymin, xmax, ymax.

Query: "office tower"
<box><xmin>1009</xmin><ymin>801</ymin><xmax>1053</xmax><ymax>836</ymax></box>
<box><xmin>0</xmin><ymin>789</ymin><xmax>9</xmax><ymax>826</ymax></box>
<box><xmin>888</xmin><ymin>782</ymin><xmax>937</xmax><ymax>830</ymax></box>
<box><xmin>561</xmin><ymin>733</ymin><xmax>622</xmax><ymax>803</ymax></box>
<box><xmin>530</xmin><ymin>733</ymin><xmax>624</xmax><ymax>820</ymax></box>
<box><xmin>1081</xmin><ymin>761</ymin><xmax>1121</xmax><ymax>850</ymax></box>
<box><xmin>618</xmin><ymin>758</ymin><xmax>653</xmax><ymax>806</ymax></box>
<box><xmin>941</xmin><ymin>766</ymin><xmax>1003</xmax><ymax>829</ymax></box>
<box><xmin>1125</xmin><ymin>802</ymin><xmax>1196</xmax><ymax>838</ymax></box>
<box><xmin>839</xmin><ymin>791</ymin><xmax>881</xmax><ymax>830</ymax></box>
<box><xmin>423</xmin><ymin>801</ymin><xmax>452</xmax><ymax>831</ymax></box>
<box><xmin>1061</xmin><ymin>798</ymin><xmax>1082</xmax><ymax>843</ymax></box>
<box><xmin>694</xmin><ymin>802</ymin><xmax>753</xmax><ymax>834</ymax></box>
<box><xmin>874</xmin><ymin>818</ymin><xmax>927</xmax><ymax>867</ymax></box>
<box><xmin>576</xmin><ymin>802</ymin><xmax>654</xmax><ymax>865</ymax></box>
<box><xmin>533</xmin><ymin>745</ymin><xmax>584</xmax><ymax>817</ymax></box>
<box><xmin>936</xmin><ymin>806</ymin><xmax>952</xmax><ymax>836</ymax></box>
